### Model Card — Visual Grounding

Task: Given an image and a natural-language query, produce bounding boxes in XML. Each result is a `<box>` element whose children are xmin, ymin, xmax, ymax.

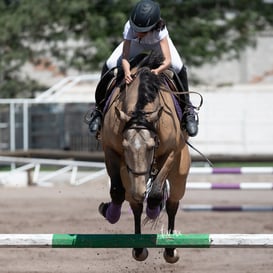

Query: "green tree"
<box><xmin>0</xmin><ymin>0</ymin><xmax>272</xmax><ymax>98</ymax></box>
<box><xmin>162</xmin><ymin>0</ymin><xmax>273</xmax><ymax>65</ymax></box>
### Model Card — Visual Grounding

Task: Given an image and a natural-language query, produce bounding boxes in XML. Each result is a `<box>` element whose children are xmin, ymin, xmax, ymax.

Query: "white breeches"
<box><xmin>106</xmin><ymin>37</ymin><xmax>183</xmax><ymax>73</ymax></box>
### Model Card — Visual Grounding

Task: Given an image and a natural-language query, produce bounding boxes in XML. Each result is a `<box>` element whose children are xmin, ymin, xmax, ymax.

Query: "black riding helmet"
<box><xmin>129</xmin><ymin>0</ymin><xmax>160</xmax><ymax>33</ymax></box>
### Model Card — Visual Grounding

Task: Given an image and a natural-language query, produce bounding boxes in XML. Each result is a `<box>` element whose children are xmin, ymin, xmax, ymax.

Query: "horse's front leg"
<box><xmin>99</xmin><ymin>149</ymin><xmax>125</xmax><ymax>224</ymax></box>
<box><xmin>147</xmin><ymin>152</ymin><xmax>175</xmax><ymax>211</ymax></box>
<box><xmin>164</xmin><ymin>199</ymin><xmax>180</xmax><ymax>263</ymax></box>
<box><xmin>99</xmin><ymin>173</ymin><xmax>125</xmax><ymax>223</ymax></box>
<box><xmin>130</xmin><ymin>202</ymin><xmax>149</xmax><ymax>262</ymax></box>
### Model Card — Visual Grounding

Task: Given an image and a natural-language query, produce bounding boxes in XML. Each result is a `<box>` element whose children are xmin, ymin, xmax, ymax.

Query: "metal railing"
<box><xmin>0</xmin><ymin>156</ymin><xmax>105</xmax><ymax>187</ymax></box>
<box><xmin>0</xmin><ymin>73</ymin><xmax>99</xmax><ymax>152</ymax></box>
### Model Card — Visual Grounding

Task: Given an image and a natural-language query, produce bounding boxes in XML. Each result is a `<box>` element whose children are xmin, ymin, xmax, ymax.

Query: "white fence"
<box><xmin>0</xmin><ymin>156</ymin><xmax>105</xmax><ymax>187</ymax></box>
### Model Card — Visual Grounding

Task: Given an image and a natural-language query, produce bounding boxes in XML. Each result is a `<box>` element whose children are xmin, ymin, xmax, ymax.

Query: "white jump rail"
<box><xmin>186</xmin><ymin>182</ymin><xmax>273</xmax><ymax>190</ymax></box>
<box><xmin>190</xmin><ymin>166</ymin><xmax>273</xmax><ymax>174</ymax></box>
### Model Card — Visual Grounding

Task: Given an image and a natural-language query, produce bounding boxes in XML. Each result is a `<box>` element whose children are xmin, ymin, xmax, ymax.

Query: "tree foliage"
<box><xmin>0</xmin><ymin>0</ymin><xmax>272</xmax><ymax>97</ymax></box>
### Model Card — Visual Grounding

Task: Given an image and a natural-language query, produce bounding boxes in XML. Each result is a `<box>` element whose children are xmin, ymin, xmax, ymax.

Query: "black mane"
<box><xmin>130</xmin><ymin>51</ymin><xmax>164</xmax><ymax>113</ymax></box>
<box><xmin>135</xmin><ymin>67</ymin><xmax>161</xmax><ymax>112</ymax></box>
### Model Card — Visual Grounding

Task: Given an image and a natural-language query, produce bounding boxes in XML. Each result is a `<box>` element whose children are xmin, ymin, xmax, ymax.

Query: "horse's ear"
<box><xmin>115</xmin><ymin>107</ymin><xmax>130</xmax><ymax>122</ymax></box>
<box><xmin>147</xmin><ymin>106</ymin><xmax>163</xmax><ymax>123</ymax></box>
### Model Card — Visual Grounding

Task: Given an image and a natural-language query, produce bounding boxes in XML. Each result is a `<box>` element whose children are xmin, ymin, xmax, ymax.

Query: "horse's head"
<box><xmin>115</xmin><ymin>62</ymin><xmax>164</xmax><ymax>202</ymax></box>
<box><xmin>118</xmin><ymin>108</ymin><xmax>161</xmax><ymax>203</ymax></box>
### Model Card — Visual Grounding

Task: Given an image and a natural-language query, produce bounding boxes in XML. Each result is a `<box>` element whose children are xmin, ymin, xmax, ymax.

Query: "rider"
<box><xmin>88</xmin><ymin>0</ymin><xmax>198</xmax><ymax>137</ymax></box>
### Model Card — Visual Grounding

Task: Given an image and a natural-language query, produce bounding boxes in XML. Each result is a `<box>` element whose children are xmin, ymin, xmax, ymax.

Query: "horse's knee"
<box><xmin>147</xmin><ymin>196</ymin><xmax>162</xmax><ymax>209</ymax></box>
<box><xmin>148</xmin><ymin>183</ymin><xmax>163</xmax><ymax>203</ymax></box>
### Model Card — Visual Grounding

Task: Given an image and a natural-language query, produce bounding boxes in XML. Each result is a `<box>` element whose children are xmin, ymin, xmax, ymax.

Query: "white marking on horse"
<box><xmin>134</xmin><ymin>138</ymin><xmax>142</xmax><ymax>150</ymax></box>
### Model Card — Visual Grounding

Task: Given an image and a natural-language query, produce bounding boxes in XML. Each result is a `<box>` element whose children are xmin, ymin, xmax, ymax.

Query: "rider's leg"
<box><xmin>88</xmin><ymin>43</ymin><xmax>126</xmax><ymax>134</ymax></box>
<box><xmin>88</xmin><ymin>62</ymin><xmax>110</xmax><ymax>134</ymax></box>
<box><xmin>177</xmin><ymin>66</ymin><xmax>198</xmax><ymax>137</ymax></box>
<box><xmin>167</xmin><ymin>38</ymin><xmax>198</xmax><ymax>136</ymax></box>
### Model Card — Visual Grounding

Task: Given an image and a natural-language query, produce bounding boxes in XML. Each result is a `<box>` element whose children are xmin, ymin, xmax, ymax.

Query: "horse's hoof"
<box><xmin>98</xmin><ymin>202</ymin><xmax>109</xmax><ymax>218</ymax></box>
<box><xmin>132</xmin><ymin>248</ymin><xmax>149</xmax><ymax>261</ymax></box>
<box><xmin>163</xmin><ymin>249</ymin><xmax>179</xmax><ymax>264</ymax></box>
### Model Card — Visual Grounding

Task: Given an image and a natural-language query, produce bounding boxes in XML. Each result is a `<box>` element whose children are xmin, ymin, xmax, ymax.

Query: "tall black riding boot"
<box><xmin>177</xmin><ymin>66</ymin><xmax>198</xmax><ymax>137</ymax></box>
<box><xmin>87</xmin><ymin>62</ymin><xmax>109</xmax><ymax>134</ymax></box>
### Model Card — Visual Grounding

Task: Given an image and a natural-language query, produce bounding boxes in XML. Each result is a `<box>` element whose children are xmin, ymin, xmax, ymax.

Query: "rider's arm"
<box><xmin>151</xmin><ymin>36</ymin><xmax>171</xmax><ymax>75</ymax></box>
<box><xmin>122</xmin><ymin>39</ymin><xmax>133</xmax><ymax>84</ymax></box>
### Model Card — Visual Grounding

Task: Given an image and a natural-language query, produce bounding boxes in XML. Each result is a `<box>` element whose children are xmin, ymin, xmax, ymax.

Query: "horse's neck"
<box><xmin>123</xmin><ymin>79</ymin><xmax>140</xmax><ymax>113</ymax></box>
<box><xmin>125</xmin><ymin>93</ymin><xmax>160</xmax><ymax>115</ymax></box>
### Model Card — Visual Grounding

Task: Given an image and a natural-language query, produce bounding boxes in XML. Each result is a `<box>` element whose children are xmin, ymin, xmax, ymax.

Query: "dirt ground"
<box><xmin>0</xmin><ymin>172</ymin><xmax>272</xmax><ymax>273</ymax></box>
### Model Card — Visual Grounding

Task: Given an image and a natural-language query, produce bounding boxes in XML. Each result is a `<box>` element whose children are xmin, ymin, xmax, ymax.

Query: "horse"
<box><xmin>99</xmin><ymin>52</ymin><xmax>191</xmax><ymax>263</ymax></box>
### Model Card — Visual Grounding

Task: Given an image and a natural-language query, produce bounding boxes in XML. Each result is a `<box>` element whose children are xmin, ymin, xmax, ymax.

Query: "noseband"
<box><xmin>126</xmin><ymin>165</ymin><xmax>152</xmax><ymax>176</ymax></box>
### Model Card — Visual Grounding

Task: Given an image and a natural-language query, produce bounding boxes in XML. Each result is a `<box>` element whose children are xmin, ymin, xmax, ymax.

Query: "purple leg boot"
<box><xmin>146</xmin><ymin>205</ymin><xmax>161</xmax><ymax>219</ymax></box>
<box><xmin>99</xmin><ymin>202</ymin><xmax>121</xmax><ymax>224</ymax></box>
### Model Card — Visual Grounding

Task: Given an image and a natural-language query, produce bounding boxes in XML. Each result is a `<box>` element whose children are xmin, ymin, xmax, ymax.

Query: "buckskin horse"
<box><xmin>99</xmin><ymin>52</ymin><xmax>191</xmax><ymax>263</ymax></box>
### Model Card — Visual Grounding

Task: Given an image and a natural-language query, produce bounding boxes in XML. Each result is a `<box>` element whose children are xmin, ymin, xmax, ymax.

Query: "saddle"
<box><xmin>161</xmin><ymin>70</ymin><xmax>183</xmax><ymax>121</ymax></box>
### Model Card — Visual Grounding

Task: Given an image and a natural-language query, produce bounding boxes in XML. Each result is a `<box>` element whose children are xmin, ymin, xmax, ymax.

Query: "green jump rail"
<box><xmin>0</xmin><ymin>234</ymin><xmax>272</xmax><ymax>248</ymax></box>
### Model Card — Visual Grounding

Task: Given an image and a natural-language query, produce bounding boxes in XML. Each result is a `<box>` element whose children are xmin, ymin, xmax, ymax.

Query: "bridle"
<box><xmin>123</xmin><ymin>110</ymin><xmax>160</xmax><ymax>177</ymax></box>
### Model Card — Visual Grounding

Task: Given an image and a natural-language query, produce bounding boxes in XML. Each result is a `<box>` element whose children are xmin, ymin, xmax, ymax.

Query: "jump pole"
<box><xmin>186</xmin><ymin>182</ymin><xmax>273</xmax><ymax>190</ymax></box>
<box><xmin>190</xmin><ymin>167</ymin><xmax>273</xmax><ymax>174</ymax></box>
<box><xmin>182</xmin><ymin>205</ymin><xmax>273</xmax><ymax>212</ymax></box>
<box><xmin>0</xmin><ymin>234</ymin><xmax>272</xmax><ymax>248</ymax></box>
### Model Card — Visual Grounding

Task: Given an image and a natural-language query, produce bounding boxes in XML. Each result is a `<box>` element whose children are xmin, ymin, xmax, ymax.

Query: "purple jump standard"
<box><xmin>182</xmin><ymin>204</ymin><xmax>273</xmax><ymax>212</ymax></box>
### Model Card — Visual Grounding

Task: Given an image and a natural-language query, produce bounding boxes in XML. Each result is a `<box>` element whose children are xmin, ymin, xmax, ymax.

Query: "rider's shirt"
<box><xmin>123</xmin><ymin>21</ymin><xmax>169</xmax><ymax>45</ymax></box>
<box><xmin>106</xmin><ymin>20</ymin><xmax>183</xmax><ymax>72</ymax></box>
